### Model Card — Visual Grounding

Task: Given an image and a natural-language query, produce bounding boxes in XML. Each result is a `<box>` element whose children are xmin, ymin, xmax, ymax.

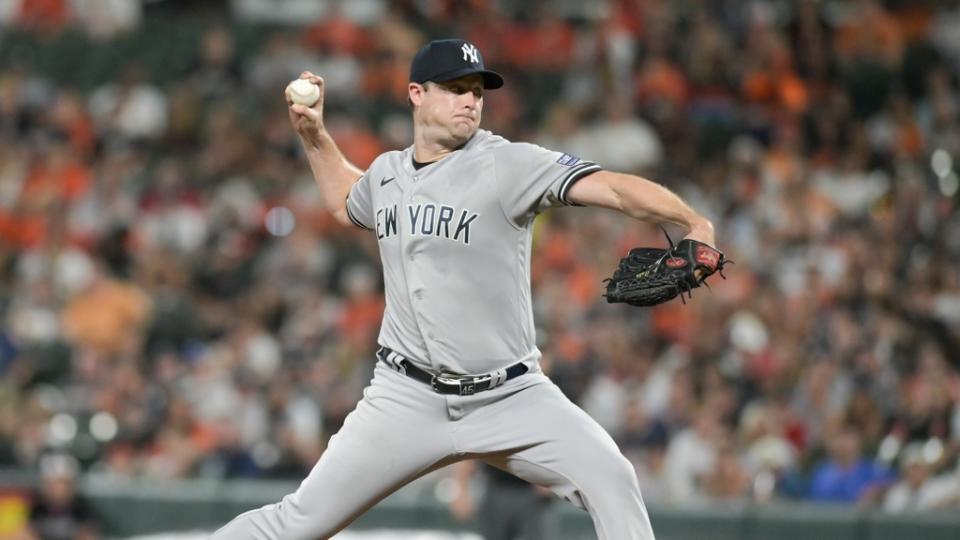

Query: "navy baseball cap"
<box><xmin>410</xmin><ymin>39</ymin><xmax>504</xmax><ymax>89</ymax></box>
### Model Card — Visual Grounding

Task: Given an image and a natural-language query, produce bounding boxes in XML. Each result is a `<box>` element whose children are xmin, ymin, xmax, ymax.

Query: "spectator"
<box><xmin>28</xmin><ymin>453</ymin><xmax>99</xmax><ymax>540</ymax></box>
<box><xmin>663</xmin><ymin>406</ymin><xmax>725</xmax><ymax>503</ymax></box>
<box><xmin>186</xmin><ymin>26</ymin><xmax>243</xmax><ymax>100</ymax></box>
<box><xmin>71</xmin><ymin>0</ymin><xmax>141</xmax><ymax>40</ymax></box>
<box><xmin>884</xmin><ymin>442</ymin><xmax>960</xmax><ymax>512</ymax></box>
<box><xmin>60</xmin><ymin>262</ymin><xmax>151</xmax><ymax>359</ymax></box>
<box><xmin>230</xmin><ymin>0</ymin><xmax>327</xmax><ymax>25</ymax></box>
<box><xmin>245</xmin><ymin>33</ymin><xmax>323</xmax><ymax>92</ymax></box>
<box><xmin>808</xmin><ymin>428</ymin><xmax>894</xmax><ymax>504</ymax></box>
<box><xmin>87</xmin><ymin>64</ymin><xmax>168</xmax><ymax>142</ymax></box>
<box><xmin>701</xmin><ymin>440</ymin><xmax>751</xmax><ymax>501</ymax></box>
<box><xmin>567</xmin><ymin>94</ymin><xmax>663</xmax><ymax>174</ymax></box>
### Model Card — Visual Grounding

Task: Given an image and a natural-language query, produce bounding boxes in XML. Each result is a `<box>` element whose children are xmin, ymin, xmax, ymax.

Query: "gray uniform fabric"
<box><xmin>345</xmin><ymin>130</ymin><xmax>599</xmax><ymax>375</ymax></box>
<box><xmin>209</xmin><ymin>130</ymin><xmax>655</xmax><ymax>539</ymax></box>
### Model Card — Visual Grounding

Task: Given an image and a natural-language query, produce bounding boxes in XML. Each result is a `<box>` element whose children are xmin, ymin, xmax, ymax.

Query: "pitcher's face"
<box><xmin>411</xmin><ymin>74</ymin><xmax>484</xmax><ymax>143</ymax></box>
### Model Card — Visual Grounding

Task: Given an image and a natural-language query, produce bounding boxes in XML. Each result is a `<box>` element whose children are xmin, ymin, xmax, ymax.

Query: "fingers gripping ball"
<box><xmin>287</xmin><ymin>79</ymin><xmax>320</xmax><ymax>107</ymax></box>
<box><xmin>604</xmin><ymin>235</ymin><xmax>729</xmax><ymax>307</ymax></box>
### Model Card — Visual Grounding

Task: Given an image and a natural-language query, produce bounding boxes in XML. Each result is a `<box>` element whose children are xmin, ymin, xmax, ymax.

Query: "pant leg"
<box><xmin>210</xmin><ymin>364</ymin><xmax>456</xmax><ymax>540</ymax></box>
<box><xmin>462</xmin><ymin>374</ymin><xmax>655</xmax><ymax>540</ymax></box>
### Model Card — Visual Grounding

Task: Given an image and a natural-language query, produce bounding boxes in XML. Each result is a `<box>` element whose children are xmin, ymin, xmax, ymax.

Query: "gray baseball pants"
<box><xmin>209</xmin><ymin>362</ymin><xmax>655</xmax><ymax>539</ymax></box>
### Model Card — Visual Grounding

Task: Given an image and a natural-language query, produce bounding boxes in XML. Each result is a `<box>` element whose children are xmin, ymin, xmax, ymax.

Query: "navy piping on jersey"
<box><xmin>412</xmin><ymin>140</ymin><xmax>467</xmax><ymax>170</ymax></box>
<box><xmin>412</xmin><ymin>158</ymin><xmax>434</xmax><ymax>170</ymax></box>
<box><xmin>346</xmin><ymin>201</ymin><xmax>372</xmax><ymax>230</ymax></box>
<box><xmin>558</xmin><ymin>161</ymin><xmax>602</xmax><ymax>206</ymax></box>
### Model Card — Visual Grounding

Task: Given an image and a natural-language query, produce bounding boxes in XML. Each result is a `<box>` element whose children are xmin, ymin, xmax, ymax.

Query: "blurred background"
<box><xmin>0</xmin><ymin>0</ymin><xmax>959</xmax><ymax>539</ymax></box>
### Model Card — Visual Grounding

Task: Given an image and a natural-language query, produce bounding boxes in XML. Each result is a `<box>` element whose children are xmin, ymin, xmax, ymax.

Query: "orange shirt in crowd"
<box><xmin>61</xmin><ymin>277</ymin><xmax>152</xmax><ymax>357</ymax></box>
<box><xmin>17</xmin><ymin>0</ymin><xmax>69</xmax><ymax>31</ymax></box>
<box><xmin>636</xmin><ymin>57</ymin><xmax>690</xmax><ymax>106</ymax></box>
<box><xmin>21</xmin><ymin>160</ymin><xmax>92</xmax><ymax>205</ymax></box>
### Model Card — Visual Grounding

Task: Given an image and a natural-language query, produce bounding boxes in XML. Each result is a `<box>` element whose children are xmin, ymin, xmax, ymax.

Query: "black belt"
<box><xmin>377</xmin><ymin>347</ymin><xmax>529</xmax><ymax>396</ymax></box>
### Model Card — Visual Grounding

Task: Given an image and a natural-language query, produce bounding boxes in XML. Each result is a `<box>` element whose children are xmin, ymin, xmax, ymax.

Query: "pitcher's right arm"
<box><xmin>286</xmin><ymin>71</ymin><xmax>363</xmax><ymax>226</ymax></box>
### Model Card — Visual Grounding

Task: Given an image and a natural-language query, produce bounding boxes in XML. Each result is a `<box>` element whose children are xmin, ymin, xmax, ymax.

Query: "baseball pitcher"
<box><xmin>210</xmin><ymin>38</ymin><xmax>724</xmax><ymax>540</ymax></box>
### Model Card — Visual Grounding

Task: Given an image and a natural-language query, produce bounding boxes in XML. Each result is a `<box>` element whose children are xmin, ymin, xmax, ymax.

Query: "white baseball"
<box><xmin>287</xmin><ymin>79</ymin><xmax>320</xmax><ymax>107</ymax></box>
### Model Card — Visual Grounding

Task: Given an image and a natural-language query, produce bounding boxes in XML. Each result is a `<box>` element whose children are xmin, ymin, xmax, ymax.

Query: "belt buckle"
<box><xmin>431</xmin><ymin>373</ymin><xmax>455</xmax><ymax>395</ymax></box>
<box><xmin>432</xmin><ymin>374</ymin><xmax>486</xmax><ymax>396</ymax></box>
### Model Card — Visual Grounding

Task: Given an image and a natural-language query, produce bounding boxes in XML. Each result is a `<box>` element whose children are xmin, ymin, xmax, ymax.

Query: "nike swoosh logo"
<box><xmin>380</xmin><ymin>176</ymin><xmax>395</xmax><ymax>186</ymax></box>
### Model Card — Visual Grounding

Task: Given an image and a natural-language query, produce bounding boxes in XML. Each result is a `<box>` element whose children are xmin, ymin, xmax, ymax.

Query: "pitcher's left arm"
<box><xmin>566</xmin><ymin>171</ymin><xmax>715</xmax><ymax>246</ymax></box>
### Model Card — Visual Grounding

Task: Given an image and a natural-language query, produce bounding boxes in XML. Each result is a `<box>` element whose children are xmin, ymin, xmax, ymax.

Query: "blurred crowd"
<box><xmin>1</xmin><ymin>0</ymin><xmax>959</xmax><ymax>523</ymax></box>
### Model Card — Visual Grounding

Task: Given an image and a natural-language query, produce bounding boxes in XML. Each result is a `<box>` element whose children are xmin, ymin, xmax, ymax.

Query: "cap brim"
<box><xmin>431</xmin><ymin>67</ymin><xmax>504</xmax><ymax>89</ymax></box>
<box><xmin>480</xmin><ymin>71</ymin><xmax>504</xmax><ymax>89</ymax></box>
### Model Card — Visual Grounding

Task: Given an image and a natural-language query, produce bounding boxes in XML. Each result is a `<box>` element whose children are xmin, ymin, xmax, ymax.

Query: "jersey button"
<box><xmin>414</xmin><ymin>291</ymin><xmax>423</xmax><ymax>300</ymax></box>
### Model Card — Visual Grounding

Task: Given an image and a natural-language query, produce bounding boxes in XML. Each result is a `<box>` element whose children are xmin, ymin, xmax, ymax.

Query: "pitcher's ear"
<box><xmin>408</xmin><ymin>82</ymin><xmax>426</xmax><ymax>108</ymax></box>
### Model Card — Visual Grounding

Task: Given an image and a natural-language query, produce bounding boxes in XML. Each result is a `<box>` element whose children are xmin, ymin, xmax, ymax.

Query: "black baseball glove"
<box><xmin>604</xmin><ymin>233</ymin><xmax>728</xmax><ymax>307</ymax></box>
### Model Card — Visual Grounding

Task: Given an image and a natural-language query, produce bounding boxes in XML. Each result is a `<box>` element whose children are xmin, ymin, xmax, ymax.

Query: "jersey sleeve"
<box><xmin>494</xmin><ymin>142</ymin><xmax>601</xmax><ymax>224</ymax></box>
<box><xmin>345</xmin><ymin>172</ymin><xmax>374</xmax><ymax>231</ymax></box>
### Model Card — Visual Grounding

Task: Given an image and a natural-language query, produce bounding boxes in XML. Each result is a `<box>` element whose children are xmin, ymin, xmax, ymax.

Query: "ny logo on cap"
<box><xmin>461</xmin><ymin>43</ymin><xmax>479</xmax><ymax>64</ymax></box>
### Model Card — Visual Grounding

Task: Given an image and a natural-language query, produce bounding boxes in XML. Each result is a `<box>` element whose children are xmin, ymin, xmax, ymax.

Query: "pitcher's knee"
<box><xmin>591</xmin><ymin>454</ymin><xmax>641</xmax><ymax>497</ymax></box>
<box><xmin>220</xmin><ymin>493</ymin><xmax>332</xmax><ymax>540</ymax></box>
<box><xmin>274</xmin><ymin>494</ymin><xmax>337</xmax><ymax>540</ymax></box>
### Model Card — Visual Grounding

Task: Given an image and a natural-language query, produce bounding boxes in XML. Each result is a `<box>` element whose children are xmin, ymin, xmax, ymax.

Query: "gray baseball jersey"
<box><xmin>210</xmin><ymin>128</ymin><xmax>656</xmax><ymax>540</ymax></box>
<box><xmin>345</xmin><ymin>129</ymin><xmax>601</xmax><ymax>375</ymax></box>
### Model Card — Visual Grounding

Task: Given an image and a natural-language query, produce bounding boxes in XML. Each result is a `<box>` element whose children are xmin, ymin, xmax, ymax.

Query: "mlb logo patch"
<box><xmin>557</xmin><ymin>153</ymin><xmax>581</xmax><ymax>167</ymax></box>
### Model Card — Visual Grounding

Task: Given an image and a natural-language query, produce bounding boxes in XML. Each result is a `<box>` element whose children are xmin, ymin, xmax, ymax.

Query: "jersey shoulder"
<box><xmin>469</xmin><ymin>130</ymin><xmax>543</xmax><ymax>157</ymax></box>
<box><xmin>468</xmin><ymin>129</ymin><xmax>512</xmax><ymax>152</ymax></box>
<box><xmin>485</xmin><ymin>136</ymin><xmax>557</xmax><ymax>165</ymax></box>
